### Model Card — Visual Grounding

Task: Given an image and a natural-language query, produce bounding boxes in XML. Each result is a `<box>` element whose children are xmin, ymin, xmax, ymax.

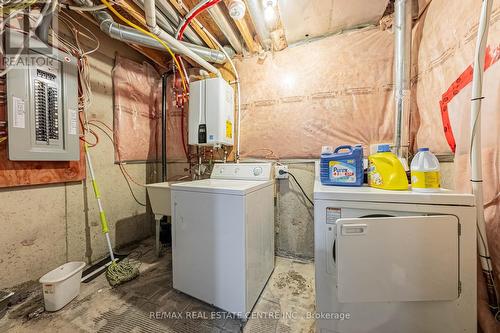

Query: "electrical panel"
<box><xmin>188</xmin><ymin>77</ymin><xmax>234</xmax><ymax>147</ymax></box>
<box><xmin>6</xmin><ymin>33</ymin><xmax>79</xmax><ymax>161</ymax></box>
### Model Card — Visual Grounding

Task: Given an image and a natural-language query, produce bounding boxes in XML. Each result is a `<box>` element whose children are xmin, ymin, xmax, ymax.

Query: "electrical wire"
<box><xmin>88</xmin><ymin>122</ymin><xmax>147</xmax><ymax>206</ymax></box>
<box><xmin>282</xmin><ymin>170</ymin><xmax>314</xmax><ymax>207</ymax></box>
<box><xmin>175</xmin><ymin>0</ymin><xmax>211</xmax><ymax>39</ymax></box>
<box><xmin>99</xmin><ymin>0</ymin><xmax>187</xmax><ymax>92</ymax></box>
<box><xmin>176</xmin><ymin>0</ymin><xmax>221</xmax><ymax>41</ymax></box>
<box><xmin>57</xmin><ymin>15</ymin><xmax>145</xmax><ymax>206</ymax></box>
<box><xmin>174</xmin><ymin>0</ymin><xmax>220</xmax><ymax>85</ymax></box>
<box><xmin>88</xmin><ymin>120</ymin><xmax>146</xmax><ymax>189</ymax></box>
<box><xmin>1</xmin><ymin>0</ymin><xmax>37</xmax><ymax>14</ymax></box>
<box><xmin>59</xmin><ymin>1</ymin><xmax>117</xmax><ymax>12</ymax></box>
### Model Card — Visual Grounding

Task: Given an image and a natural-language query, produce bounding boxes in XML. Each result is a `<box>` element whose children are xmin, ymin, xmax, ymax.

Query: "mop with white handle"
<box><xmin>84</xmin><ymin>142</ymin><xmax>139</xmax><ymax>286</ymax></box>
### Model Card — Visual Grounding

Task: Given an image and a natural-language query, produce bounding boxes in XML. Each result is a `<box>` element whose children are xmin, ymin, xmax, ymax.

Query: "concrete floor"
<box><xmin>0</xmin><ymin>238</ymin><xmax>315</xmax><ymax>333</ymax></box>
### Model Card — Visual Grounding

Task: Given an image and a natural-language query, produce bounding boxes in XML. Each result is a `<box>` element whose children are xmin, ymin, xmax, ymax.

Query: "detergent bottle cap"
<box><xmin>377</xmin><ymin>144</ymin><xmax>391</xmax><ymax>153</ymax></box>
<box><xmin>418</xmin><ymin>147</ymin><xmax>430</xmax><ymax>152</ymax></box>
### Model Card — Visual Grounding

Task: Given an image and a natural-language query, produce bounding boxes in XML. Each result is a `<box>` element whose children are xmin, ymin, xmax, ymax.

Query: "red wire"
<box><xmin>178</xmin><ymin>0</ymin><xmax>222</xmax><ymax>41</ymax></box>
<box><xmin>176</xmin><ymin>0</ymin><xmax>221</xmax><ymax>161</ymax></box>
<box><xmin>180</xmin><ymin>104</ymin><xmax>189</xmax><ymax>159</ymax></box>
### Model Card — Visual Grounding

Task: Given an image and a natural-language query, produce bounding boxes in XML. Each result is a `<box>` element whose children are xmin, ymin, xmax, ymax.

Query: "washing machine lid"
<box><xmin>170</xmin><ymin>179</ymin><xmax>274</xmax><ymax>196</ymax></box>
<box><xmin>314</xmin><ymin>181</ymin><xmax>474</xmax><ymax>206</ymax></box>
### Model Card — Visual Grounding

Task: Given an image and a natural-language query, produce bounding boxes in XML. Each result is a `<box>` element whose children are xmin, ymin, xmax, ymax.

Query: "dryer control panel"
<box><xmin>211</xmin><ymin>163</ymin><xmax>273</xmax><ymax>181</ymax></box>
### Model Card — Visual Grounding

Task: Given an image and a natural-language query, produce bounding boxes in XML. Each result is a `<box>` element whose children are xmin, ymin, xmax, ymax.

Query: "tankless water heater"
<box><xmin>188</xmin><ymin>77</ymin><xmax>234</xmax><ymax>147</ymax></box>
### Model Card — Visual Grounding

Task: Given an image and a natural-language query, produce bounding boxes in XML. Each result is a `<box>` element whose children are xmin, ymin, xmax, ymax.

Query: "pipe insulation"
<box><xmin>393</xmin><ymin>0</ymin><xmax>412</xmax><ymax>160</ymax></box>
<box><xmin>75</xmin><ymin>1</ymin><xmax>227</xmax><ymax>64</ymax></box>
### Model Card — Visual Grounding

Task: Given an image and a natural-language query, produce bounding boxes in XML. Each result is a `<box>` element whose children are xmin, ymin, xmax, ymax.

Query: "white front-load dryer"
<box><xmin>313</xmin><ymin>163</ymin><xmax>476</xmax><ymax>333</ymax></box>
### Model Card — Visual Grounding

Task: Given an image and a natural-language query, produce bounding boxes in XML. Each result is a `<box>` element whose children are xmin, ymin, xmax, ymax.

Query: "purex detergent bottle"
<box><xmin>320</xmin><ymin>145</ymin><xmax>364</xmax><ymax>186</ymax></box>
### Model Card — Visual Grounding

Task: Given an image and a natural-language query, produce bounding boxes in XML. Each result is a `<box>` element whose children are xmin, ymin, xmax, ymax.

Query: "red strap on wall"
<box><xmin>439</xmin><ymin>46</ymin><xmax>499</xmax><ymax>153</ymax></box>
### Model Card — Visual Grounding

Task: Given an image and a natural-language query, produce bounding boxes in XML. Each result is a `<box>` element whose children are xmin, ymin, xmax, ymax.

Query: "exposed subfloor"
<box><xmin>0</xmin><ymin>238</ymin><xmax>315</xmax><ymax>333</ymax></box>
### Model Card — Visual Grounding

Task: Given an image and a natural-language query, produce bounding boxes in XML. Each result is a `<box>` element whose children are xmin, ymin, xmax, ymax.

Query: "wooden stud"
<box><xmin>223</xmin><ymin>0</ymin><xmax>260</xmax><ymax>54</ymax></box>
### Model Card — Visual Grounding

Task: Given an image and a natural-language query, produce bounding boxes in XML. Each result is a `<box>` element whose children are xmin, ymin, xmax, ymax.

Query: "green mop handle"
<box><xmin>84</xmin><ymin>143</ymin><xmax>116</xmax><ymax>263</ymax></box>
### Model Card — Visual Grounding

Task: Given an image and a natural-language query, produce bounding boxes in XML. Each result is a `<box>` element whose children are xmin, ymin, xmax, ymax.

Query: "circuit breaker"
<box><xmin>188</xmin><ymin>77</ymin><xmax>234</xmax><ymax>147</ymax></box>
<box><xmin>6</xmin><ymin>33</ymin><xmax>79</xmax><ymax>161</ymax></box>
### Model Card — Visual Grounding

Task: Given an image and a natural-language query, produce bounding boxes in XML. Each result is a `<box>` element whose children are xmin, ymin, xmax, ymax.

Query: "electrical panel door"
<box><xmin>6</xmin><ymin>34</ymin><xmax>79</xmax><ymax>161</ymax></box>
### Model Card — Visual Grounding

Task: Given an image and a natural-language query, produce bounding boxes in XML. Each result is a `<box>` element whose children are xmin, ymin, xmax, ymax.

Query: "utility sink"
<box><xmin>146</xmin><ymin>181</ymin><xmax>186</xmax><ymax>257</ymax></box>
<box><xmin>146</xmin><ymin>181</ymin><xmax>185</xmax><ymax>218</ymax></box>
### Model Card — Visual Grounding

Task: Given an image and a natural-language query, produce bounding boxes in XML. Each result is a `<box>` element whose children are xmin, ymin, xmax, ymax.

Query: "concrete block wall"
<box><xmin>0</xmin><ymin>23</ymin><xmax>159</xmax><ymax>289</ymax></box>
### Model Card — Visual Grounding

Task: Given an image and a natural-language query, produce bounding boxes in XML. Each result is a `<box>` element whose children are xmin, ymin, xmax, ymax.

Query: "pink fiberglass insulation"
<box><xmin>234</xmin><ymin>27</ymin><xmax>396</xmax><ymax>160</ymax></box>
<box><xmin>414</xmin><ymin>0</ymin><xmax>500</xmax><ymax>331</ymax></box>
<box><xmin>113</xmin><ymin>55</ymin><xmax>161</xmax><ymax>162</ymax></box>
<box><xmin>113</xmin><ymin>56</ymin><xmax>187</xmax><ymax>162</ymax></box>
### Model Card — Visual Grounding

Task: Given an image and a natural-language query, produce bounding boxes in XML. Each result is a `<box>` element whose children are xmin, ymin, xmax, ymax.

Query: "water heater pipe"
<box><xmin>200</xmin><ymin>25</ymin><xmax>242</xmax><ymax>161</ymax></box>
<box><xmin>469</xmin><ymin>0</ymin><xmax>499</xmax><ymax>321</ymax></box>
<box><xmin>393</xmin><ymin>0</ymin><xmax>412</xmax><ymax>160</ymax></box>
<box><xmin>143</xmin><ymin>0</ymin><xmax>221</xmax><ymax>77</ymax></box>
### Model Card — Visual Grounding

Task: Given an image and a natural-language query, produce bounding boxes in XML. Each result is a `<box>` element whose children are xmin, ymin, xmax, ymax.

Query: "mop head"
<box><xmin>105</xmin><ymin>260</ymin><xmax>140</xmax><ymax>287</ymax></box>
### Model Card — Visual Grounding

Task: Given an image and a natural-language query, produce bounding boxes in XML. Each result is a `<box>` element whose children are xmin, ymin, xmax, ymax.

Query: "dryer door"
<box><xmin>336</xmin><ymin>215</ymin><xmax>460</xmax><ymax>303</ymax></box>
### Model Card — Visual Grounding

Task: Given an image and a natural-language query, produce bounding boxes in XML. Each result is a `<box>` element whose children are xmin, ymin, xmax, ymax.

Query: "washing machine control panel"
<box><xmin>211</xmin><ymin>163</ymin><xmax>273</xmax><ymax>181</ymax></box>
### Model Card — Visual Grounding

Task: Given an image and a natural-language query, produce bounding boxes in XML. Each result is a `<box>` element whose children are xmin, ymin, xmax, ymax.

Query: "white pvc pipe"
<box><xmin>208</xmin><ymin>3</ymin><xmax>244</xmax><ymax>54</ymax></box>
<box><xmin>200</xmin><ymin>25</ymin><xmax>242</xmax><ymax>161</ymax></box>
<box><xmin>470</xmin><ymin>0</ymin><xmax>499</xmax><ymax>319</ymax></box>
<box><xmin>247</xmin><ymin>0</ymin><xmax>271</xmax><ymax>50</ymax></box>
<box><xmin>143</xmin><ymin>0</ymin><xmax>221</xmax><ymax>77</ymax></box>
<box><xmin>175</xmin><ymin>0</ymin><xmax>211</xmax><ymax>39</ymax></box>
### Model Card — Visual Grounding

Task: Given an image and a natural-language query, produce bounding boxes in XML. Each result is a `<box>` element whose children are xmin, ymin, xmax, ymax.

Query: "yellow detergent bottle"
<box><xmin>368</xmin><ymin>144</ymin><xmax>409</xmax><ymax>190</ymax></box>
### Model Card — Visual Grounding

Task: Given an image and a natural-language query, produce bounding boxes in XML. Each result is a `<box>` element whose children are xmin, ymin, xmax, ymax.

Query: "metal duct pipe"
<box><xmin>208</xmin><ymin>3</ymin><xmax>244</xmax><ymax>54</ymax></box>
<box><xmin>246</xmin><ymin>0</ymin><xmax>271</xmax><ymax>51</ymax></box>
<box><xmin>84</xmin><ymin>8</ymin><xmax>227</xmax><ymax>64</ymax></box>
<box><xmin>393</xmin><ymin>0</ymin><xmax>412</xmax><ymax>161</ymax></box>
<box><xmin>35</xmin><ymin>0</ymin><xmax>55</xmax><ymax>44</ymax></box>
<box><xmin>132</xmin><ymin>0</ymin><xmax>205</xmax><ymax>46</ymax></box>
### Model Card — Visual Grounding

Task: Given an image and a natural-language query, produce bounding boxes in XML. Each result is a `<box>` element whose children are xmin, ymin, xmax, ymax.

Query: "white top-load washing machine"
<box><xmin>313</xmin><ymin>163</ymin><xmax>476</xmax><ymax>333</ymax></box>
<box><xmin>170</xmin><ymin>163</ymin><xmax>275</xmax><ymax>316</ymax></box>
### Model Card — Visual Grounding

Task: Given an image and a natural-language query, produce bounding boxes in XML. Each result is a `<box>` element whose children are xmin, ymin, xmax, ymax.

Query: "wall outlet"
<box><xmin>275</xmin><ymin>165</ymin><xmax>288</xmax><ymax>179</ymax></box>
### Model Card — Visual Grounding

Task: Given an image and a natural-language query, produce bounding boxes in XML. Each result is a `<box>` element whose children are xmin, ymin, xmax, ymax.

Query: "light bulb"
<box><xmin>262</xmin><ymin>0</ymin><xmax>277</xmax><ymax>7</ymax></box>
<box><xmin>264</xmin><ymin>5</ymin><xmax>276</xmax><ymax>23</ymax></box>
